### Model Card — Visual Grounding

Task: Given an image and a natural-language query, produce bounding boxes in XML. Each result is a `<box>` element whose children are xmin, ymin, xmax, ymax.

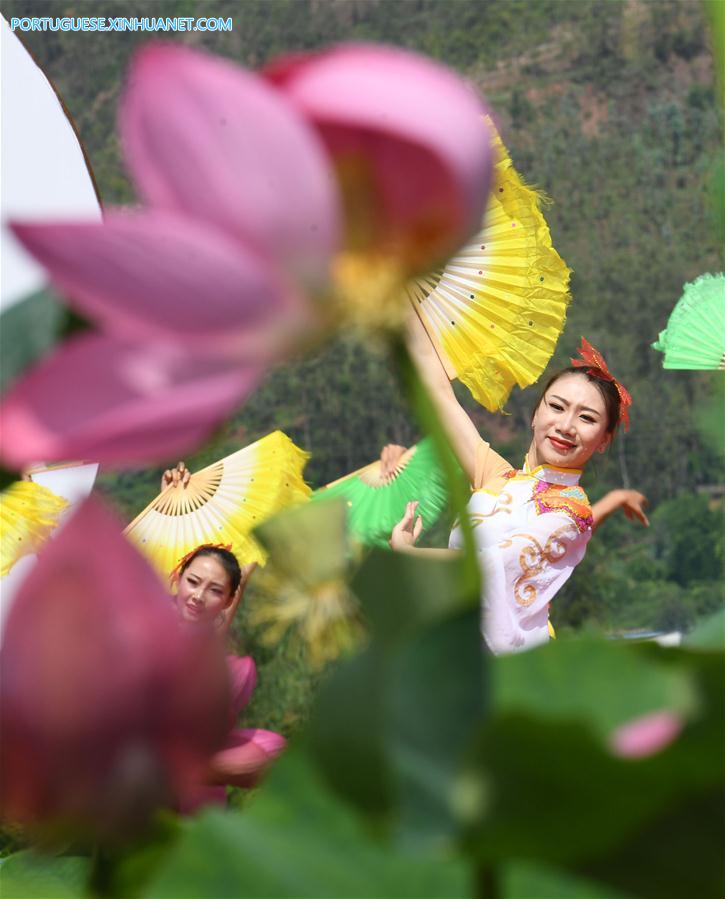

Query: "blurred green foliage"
<box><xmin>8</xmin><ymin>524</ymin><xmax>720</xmax><ymax>898</ymax></box>
<box><xmin>0</xmin><ymin>851</ymin><xmax>88</xmax><ymax>898</ymax></box>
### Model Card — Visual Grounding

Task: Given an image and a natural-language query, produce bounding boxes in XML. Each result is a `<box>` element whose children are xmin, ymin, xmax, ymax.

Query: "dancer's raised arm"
<box><xmin>405</xmin><ymin>313</ymin><xmax>486</xmax><ymax>486</ymax></box>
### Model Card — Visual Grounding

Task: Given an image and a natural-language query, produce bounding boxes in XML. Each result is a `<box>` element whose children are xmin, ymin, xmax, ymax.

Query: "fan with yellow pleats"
<box><xmin>124</xmin><ymin>431</ymin><xmax>311</xmax><ymax>580</ymax></box>
<box><xmin>406</xmin><ymin>121</ymin><xmax>571</xmax><ymax>411</ymax></box>
<box><xmin>1</xmin><ymin>480</ymin><xmax>68</xmax><ymax>577</ymax></box>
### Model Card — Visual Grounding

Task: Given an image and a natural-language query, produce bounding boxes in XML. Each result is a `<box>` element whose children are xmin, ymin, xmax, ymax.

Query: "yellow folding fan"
<box><xmin>124</xmin><ymin>431</ymin><xmax>311</xmax><ymax>580</ymax></box>
<box><xmin>1</xmin><ymin>480</ymin><xmax>68</xmax><ymax>577</ymax></box>
<box><xmin>406</xmin><ymin>121</ymin><xmax>571</xmax><ymax>411</ymax></box>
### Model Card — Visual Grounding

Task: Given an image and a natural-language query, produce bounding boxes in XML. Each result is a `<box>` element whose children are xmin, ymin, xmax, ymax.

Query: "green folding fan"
<box><xmin>312</xmin><ymin>439</ymin><xmax>451</xmax><ymax>547</ymax></box>
<box><xmin>652</xmin><ymin>273</ymin><xmax>725</xmax><ymax>370</ymax></box>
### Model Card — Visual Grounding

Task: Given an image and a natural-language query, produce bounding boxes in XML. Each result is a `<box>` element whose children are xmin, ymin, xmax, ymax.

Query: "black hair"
<box><xmin>178</xmin><ymin>545</ymin><xmax>242</xmax><ymax>595</ymax></box>
<box><xmin>532</xmin><ymin>367</ymin><xmax>621</xmax><ymax>436</ymax></box>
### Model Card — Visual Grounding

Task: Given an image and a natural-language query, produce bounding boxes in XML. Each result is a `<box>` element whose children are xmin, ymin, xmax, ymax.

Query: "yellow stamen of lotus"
<box><xmin>248</xmin><ymin>572</ymin><xmax>363</xmax><ymax>668</ymax></box>
<box><xmin>330</xmin><ymin>152</ymin><xmax>457</xmax><ymax>331</ymax></box>
<box><xmin>332</xmin><ymin>250</ymin><xmax>409</xmax><ymax>331</ymax></box>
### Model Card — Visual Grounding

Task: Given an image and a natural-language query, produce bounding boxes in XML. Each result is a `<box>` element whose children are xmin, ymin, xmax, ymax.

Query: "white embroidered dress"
<box><xmin>449</xmin><ymin>442</ymin><xmax>593</xmax><ymax>655</ymax></box>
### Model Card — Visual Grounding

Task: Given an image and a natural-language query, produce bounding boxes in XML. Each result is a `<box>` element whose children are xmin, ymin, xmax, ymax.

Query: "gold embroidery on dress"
<box><xmin>469</xmin><ymin>491</ymin><xmax>513</xmax><ymax>528</ymax></box>
<box><xmin>499</xmin><ymin>523</ymin><xmax>578</xmax><ymax>607</ymax></box>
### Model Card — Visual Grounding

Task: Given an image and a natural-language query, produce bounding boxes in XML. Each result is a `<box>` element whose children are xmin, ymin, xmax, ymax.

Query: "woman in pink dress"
<box><xmin>169</xmin><ymin>544</ymin><xmax>285</xmax><ymax>807</ymax></box>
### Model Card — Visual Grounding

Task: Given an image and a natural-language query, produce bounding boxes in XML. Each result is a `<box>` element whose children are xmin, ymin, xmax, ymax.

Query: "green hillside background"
<box><xmin>3</xmin><ymin>0</ymin><xmax>723</xmax><ymax>664</ymax></box>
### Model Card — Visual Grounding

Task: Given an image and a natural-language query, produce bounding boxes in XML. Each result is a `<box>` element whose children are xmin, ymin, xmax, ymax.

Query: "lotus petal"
<box><xmin>0</xmin><ymin>333</ymin><xmax>260</xmax><ymax>468</ymax></box>
<box><xmin>122</xmin><ymin>44</ymin><xmax>340</xmax><ymax>290</ymax></box>
<box><xmin>12</xmin><ymin>212</ymin><xmax>310</xmax><ymax>358</ymax></box>
<box><xmin>609</xmin><ymin>711</ymin><xmax>684</xmax><ymax>759</ymax></box>
<box><xmin>267</xmin><ymin>44</ymin><xmax>493</xmax><ymax>273</ymax></box>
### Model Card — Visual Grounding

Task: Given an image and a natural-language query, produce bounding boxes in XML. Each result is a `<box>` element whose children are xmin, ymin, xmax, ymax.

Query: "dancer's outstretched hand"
<box><xmin>390</xmin><ymin>501</ymin><xmax>423</xmax><ymax>550</ymax></box>
<box><xmin>619</xmin><ymin>490</ymin><xmax>650</xmax><ymax>527</ymax></box>
<box><xmin>380</xmin><ymin>444</ymin><xmax>407</xmax><ymax>479</ymax></box>
<box><xmin>160</xmin><ymin>461</ymin><xmax>191</xmax><ymax>492</ymax></box>
<box><xmin>592</xmin><ymin>488</ymin><xmax>650</xmax><ymax>531</ymax></box>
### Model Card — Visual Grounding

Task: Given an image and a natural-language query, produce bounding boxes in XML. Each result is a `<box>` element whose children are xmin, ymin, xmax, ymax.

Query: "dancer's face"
<box><xmin>530</xmin><ymin>373</ymin><xmax>611</xmax><ymax>469</ymax></box>
<box><xmin>176</xmin><ymin>555</ymin><xmax>234</xmax><ymax>624</ymax></box>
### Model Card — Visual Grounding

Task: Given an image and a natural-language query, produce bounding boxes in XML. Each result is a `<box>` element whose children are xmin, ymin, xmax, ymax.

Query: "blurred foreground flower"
<box><xmin>0</xmin><ymin>335</ymin><xmax>262</xmax><ymax>468</ymax></box>
<box><xmin>3</xmin><ymin>42</ymin><xmax>493</xmax><ymax>469</ymax></box>
<box><xmin>266</xmin><ymin>44</ymin><xmax>493</xmax><ymax>325</ymax></box>
<box><xmin>0</xmin><ymin>497</ymin><xmax>231</xmax><ymax>839</ymax></box>
<box><xmin>250</xmin><ymin>500</ymin><xmax>363</xmax><ymax>667</ymax></box>
<box><xmin>609</xmin><ymin>710</ymin><xmax>684</xmax><ymax>759</ymax></box>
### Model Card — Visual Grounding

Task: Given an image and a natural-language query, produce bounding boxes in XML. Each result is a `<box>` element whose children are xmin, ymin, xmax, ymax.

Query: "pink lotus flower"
<box><xmin>609</xmin><ymin>710</ymin><xmax>684</xmax><ymax>759</ymax></box>
<box><xmin>266</xmin><ymin>43</ymin><xmax>492</xmax><ymax>274</ymax></box>
<box><xmin>0</xmin><ymin>497</ymin><xmax>231</xmax><ymax>837</ymax></box>
<box><xmin>4</xmin><ymin>42</ymin><xmax>493</xmax><ymax>469</ymax></box>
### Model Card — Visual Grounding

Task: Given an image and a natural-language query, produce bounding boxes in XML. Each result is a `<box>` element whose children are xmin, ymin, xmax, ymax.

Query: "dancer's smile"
<box><xmin>530</xmin><ymin>373</ymin><xmax>610</xmax><ymax>469</ymax></box>
<box><xmin>548</xmin><ymin>435</ymin><xmax>577</xmax><ymax>452</ymax></box>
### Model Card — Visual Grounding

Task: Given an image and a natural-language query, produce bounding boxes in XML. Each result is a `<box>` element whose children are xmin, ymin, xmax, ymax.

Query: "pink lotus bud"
<box><xmin>0</xmin><ymin>497</ymin><xmax>230</xmax><ymax>838</ymax></box>
<box><xmin>609</xmin><ymin>710</ymin><xmax>684</xmax><ymax>759</ymax></box>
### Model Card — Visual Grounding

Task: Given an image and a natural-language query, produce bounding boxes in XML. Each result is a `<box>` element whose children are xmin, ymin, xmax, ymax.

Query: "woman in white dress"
<box><xmin>390</xmin><ymin>318</ymin><xmax>639</xmax><ymax>655</ymax></box>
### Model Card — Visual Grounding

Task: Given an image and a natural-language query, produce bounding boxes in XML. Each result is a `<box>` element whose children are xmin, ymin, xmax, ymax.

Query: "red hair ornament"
<box><xmin>570</xmin><ymin>337</ymin><xmax>632</xmax><ymax>431</ymax></box>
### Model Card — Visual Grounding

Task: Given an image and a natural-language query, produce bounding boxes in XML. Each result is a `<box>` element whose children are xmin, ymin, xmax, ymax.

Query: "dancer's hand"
<box><xmin>161</xmin><ymin>461</ymin><xmax>191</xmax><ymax>492</ymax></box>
<box><xmin>592</xmin><ymin>488</ymin><xmax>649</xmax><ymax>531</ymax></box>
<box><xmin>618</xmin><ymin>490</ymin><xmax>649</xmax><ymax>527</ymax></box>
<box><xmin>390</xmin><ymin>501</ymin><xmax>423</xmax><ymax>550</ymax></box>
<box><xmin>380</xmin><ymin>444</ymin><xmax>407</xmax><ymax>479</ymax></box>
